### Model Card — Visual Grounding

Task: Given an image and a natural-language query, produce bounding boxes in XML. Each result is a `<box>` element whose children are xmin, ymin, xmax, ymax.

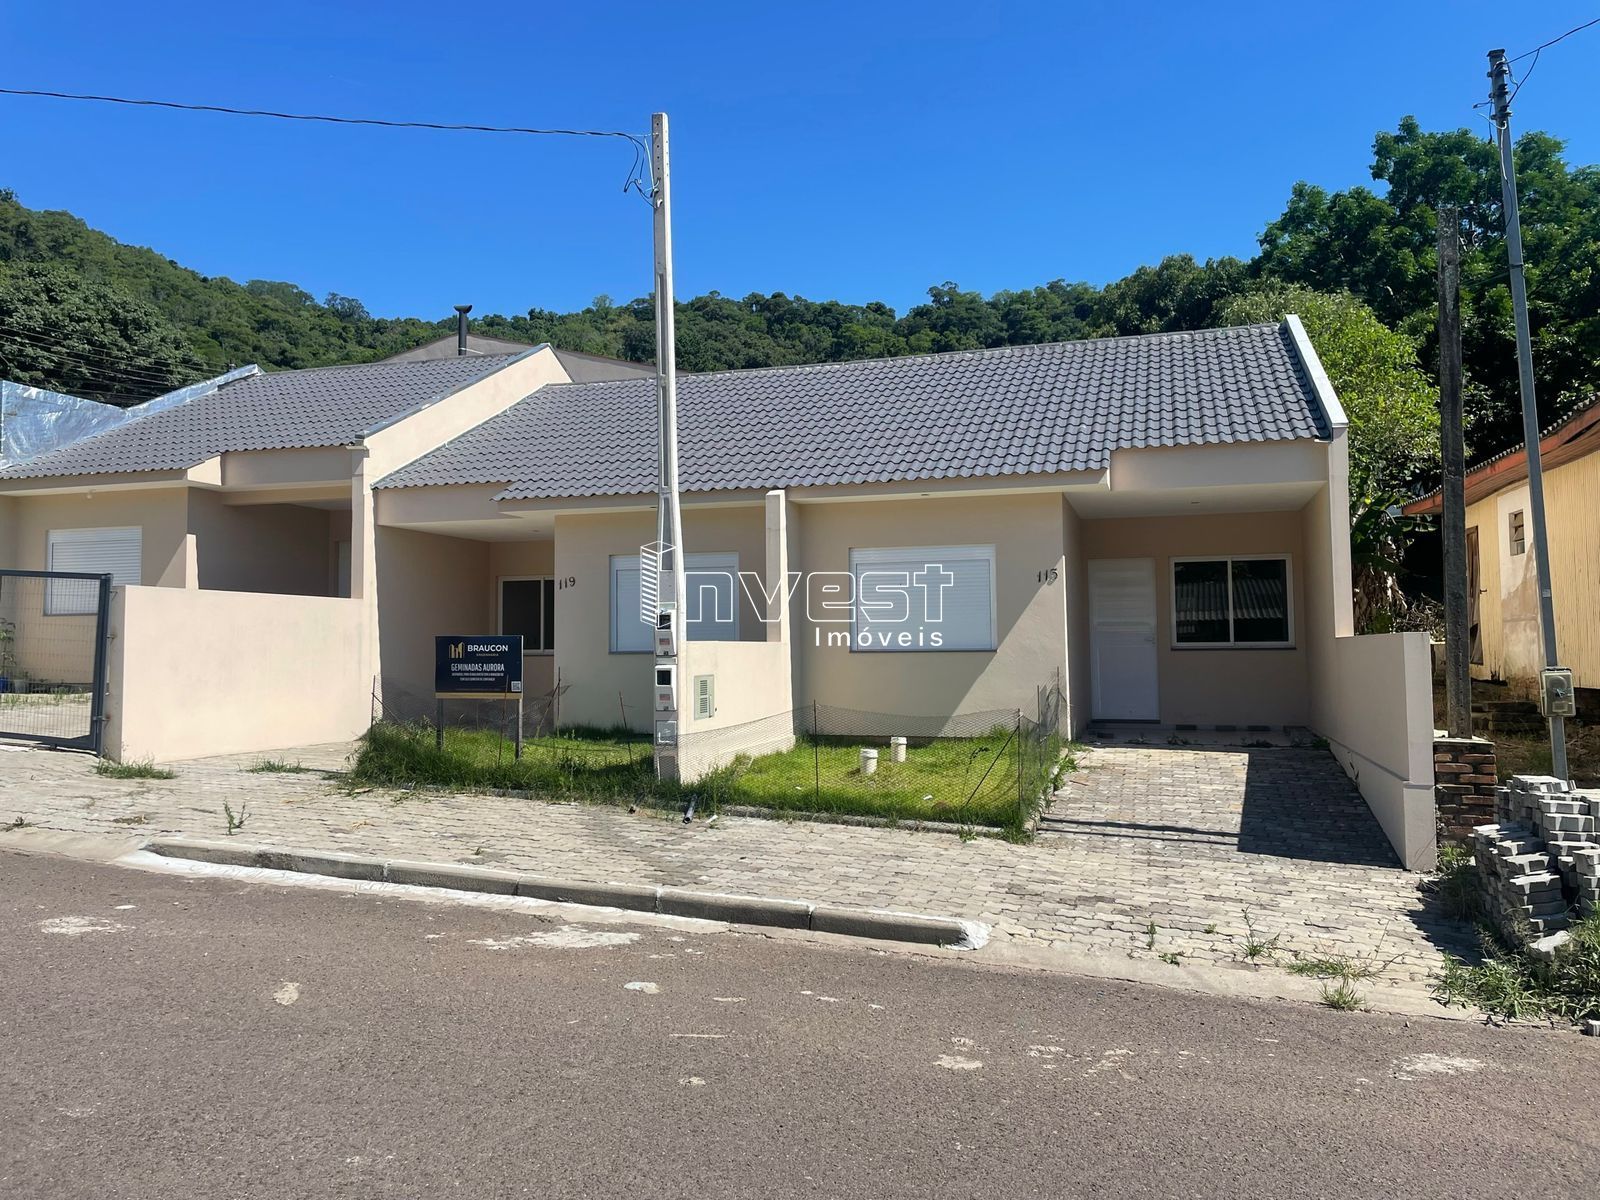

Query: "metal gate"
<box><xmin>0</xmin><ymin>568</ymin><xmax>111</xmax><ymax>753</ymax></box>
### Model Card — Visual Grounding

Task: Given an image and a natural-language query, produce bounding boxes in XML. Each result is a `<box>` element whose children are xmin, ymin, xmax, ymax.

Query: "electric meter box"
<box><xmin>655</xmin><ymin>609</ymin><xmax>678</xmax><ymax>657</ymax></box>
<box><xmin>654</xmin><ymin>664</ymin><xmax>677</xmax><ymax>712</ymax></box>
<box><xmin>1540</xmin><ymin>667</ymin><xmax>1577</xmax><ymax>718</ymax></box>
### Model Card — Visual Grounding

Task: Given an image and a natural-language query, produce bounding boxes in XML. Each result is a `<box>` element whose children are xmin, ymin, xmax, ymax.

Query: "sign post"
<box><xmin>433</xmin><ymin>635</ymin><xmax>524</xmax><ymax>758</ymax></box>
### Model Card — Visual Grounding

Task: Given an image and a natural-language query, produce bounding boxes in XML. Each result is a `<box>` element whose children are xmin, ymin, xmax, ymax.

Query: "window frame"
<box><xmin>45</xmin><ymin>526</ymin><xmax>142</xmax><ymax>616</ymax></box>
<box><xmin>608</xmin><ymin>552</ymin><xmax>740</xmax><ymax>654</ymax></box>
<box><xmin>847</xmin><ymin>543</ymin><xmax>998</xmax><ymax>654</ymax></box>
<box><xmin>498</xmin><ymin>575</ymin><xmax>555</xmax><ymax>656</ymax></box>
<box><xmin>1170</xmin><ymin>554</ymin><xmax>1294</xmax><ymax>650</ymax></box>
<box><xmin>1508</xmin><ymin>510</ymin><xmax>1526</xmax><ymax>556</ymax></box>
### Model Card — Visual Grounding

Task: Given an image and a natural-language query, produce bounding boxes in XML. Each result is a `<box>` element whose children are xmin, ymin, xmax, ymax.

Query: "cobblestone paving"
<box><xmin>0</xmin><ymin>737</ymin><xmax>1471</xmax><ymax>987</ymax></box>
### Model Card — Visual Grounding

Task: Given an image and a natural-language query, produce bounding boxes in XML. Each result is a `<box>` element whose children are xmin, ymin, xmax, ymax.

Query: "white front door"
<box><xmin>1088</xmin><ymin>558</ymin><xmax>1159</xmax><ymax>721</ymax></box>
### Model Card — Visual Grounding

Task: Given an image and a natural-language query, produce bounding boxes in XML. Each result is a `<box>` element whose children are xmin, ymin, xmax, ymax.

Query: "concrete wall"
<box><xmin>187</xmin><ymin>491</ymin><xmax>335</xmax><ymax>596</ymax></box>
<box><xmin>1468</xmin><ymin>448</ymin><xmax>1600</xmax><ymax>690</ymax></box>
<box><xmin>3</xmin><ymin>487</ymin><xmax>192</xmax><ymax>585</ymax></box>
<box><xmin>1301</xmin><ymin>451</ymin><xmax>1436</xmax><ymax>871</ymax></box>
<box><xmin>0</xmin><ymin>495</ymin><xmax>16</xmax><ymax>568</ymax></box>
<box><xmin>674</xmin><ymin>639</ymin><xmax>796</xmax><ymax>780</ymax></box>
<box><xmin>553</xmin><ymin>506</ymin><xmax>769</xmax><ymax>730</ymax></box>
<box><xmin>1077</xmin><ymin>509</ymin><xmax>1311</xmax><ymax>726</ymax></box>
<box><xmin>792</xmin><ymin>492</ymin><xmax>1068</xmax><ymax>719</ymax></box>
<box><xmin>1060</xmin><ymin>498</ymin><xmax>1092</xmax><ymax>736</ymax></box>
<box><xmin>105</xmin><ymin>585</ymin><xmax>368</xmax><ymax>763</ymax></box>
<box><xmin>489</xmin><ymin>540</ymin><xmax>556</xmax><ymax>695</ymax></box>
<box><xmin>373</xmin><ymin>526</ymin><xmax>490</xmax><ymax>712</ymax></box>
<box><xmin>1311</xmin><ymin>630</ymin><xmax>1438</xmax><ymax>871</ymax></box>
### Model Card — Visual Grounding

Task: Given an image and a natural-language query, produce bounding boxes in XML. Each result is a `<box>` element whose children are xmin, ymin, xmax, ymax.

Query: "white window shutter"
<box><xmin>612</xmin><ymin>552</ymin><xmax>740</xmax><ymax>651</ymax></box>
<box><xmin>46</xmin><ymin>527</ymin><xmax>141</xmax><ymax>614</ymax></box>
<box><xmin>849</xmin><ymin>544</ymin><xmax>996</xmax><ymax>651</ymax></box>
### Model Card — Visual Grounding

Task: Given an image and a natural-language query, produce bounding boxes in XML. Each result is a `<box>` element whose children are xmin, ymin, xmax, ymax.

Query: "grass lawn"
<box><xmin>726</xmin><ymin>735</ymin><xmax>1027</xmax><ymax>826</ymax></box>
<box><xmin>351</xmin><ymin>722</ymin><xmax>1067</xmax><ymax>831</ymax></box>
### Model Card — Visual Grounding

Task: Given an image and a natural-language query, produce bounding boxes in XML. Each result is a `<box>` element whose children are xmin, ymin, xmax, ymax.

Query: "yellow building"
<box><xmin>1406</xmin><ymin>400</ymin><xmax>1600</xmax><ymax>703</ymax></box>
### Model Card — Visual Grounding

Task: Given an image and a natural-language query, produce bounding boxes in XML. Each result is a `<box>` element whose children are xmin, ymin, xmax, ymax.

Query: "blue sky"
<box><xmin>4</xmin><ymin>2</ymin><xmax>1597</xmax><ymax>321</ymax></box>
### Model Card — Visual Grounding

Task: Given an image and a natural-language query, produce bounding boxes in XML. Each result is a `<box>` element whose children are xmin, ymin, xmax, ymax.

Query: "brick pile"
<box><xmin>1473</xmin><ymin>775</ymin><xmax>1600</xmax><ymax>958</ymax></box>
<box><xmin>1434</xmin><ymin>736</ymin><xmax>1498</xmax><ymax>842</ymax></box>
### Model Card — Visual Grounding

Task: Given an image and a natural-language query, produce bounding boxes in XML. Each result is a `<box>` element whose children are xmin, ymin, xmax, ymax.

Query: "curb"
<box><xmin>142</xmin><ymin>838</ymin><xmax>980</xmax><ymax>949</ymax></box>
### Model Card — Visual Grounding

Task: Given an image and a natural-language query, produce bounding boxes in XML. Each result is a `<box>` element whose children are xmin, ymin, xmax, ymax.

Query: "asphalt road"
<box><xmin>3</xmin><ymin>848</ymin><xmax>1598</xmax><ymax>1200</ymax></box>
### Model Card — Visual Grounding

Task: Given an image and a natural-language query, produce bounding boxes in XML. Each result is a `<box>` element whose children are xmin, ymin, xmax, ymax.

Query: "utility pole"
<box><xmin>1437</xmin><ymin>205</ymin><xmax>1471</xmax><ymax>739</ymax></box>
<box><xmin>651</xmin><ymin>111</ymin><xmax>688</xmax><ymax>781</ymax></box>
<box><xmin>1486</xmin><ymin>49</ymin><xmax>1570</xmax><ymax>780</ymax></box>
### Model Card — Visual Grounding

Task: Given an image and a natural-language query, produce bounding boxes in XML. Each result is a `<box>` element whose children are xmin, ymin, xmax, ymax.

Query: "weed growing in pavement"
<box><xmin>94</xmin><ymin>759</ymin><xmax>176</xmax><ymax>780</ymax></box>
<box><xmin>1319</xmin><ymin>980</ymin><xmax>1367</xmax><ymax>1011</ymax></box>
<box><xmin>247</xmin><ymin>758</ymin><xmax>311</xmax><ymax>774</ymax></box>
<box><xmin>1433</xmin><ymin>916</ymin><xmax>1600</xmax><ymax>1025</ymax></box>
<box><xmin>223</xmin><ymin>801</ymin><xmax>248</xmax><ymax>835</ymax></box>
<box><xmin>1159</xmin><ymin>951</ymin><xmax>1183</xmax><ymax>966</ymax></box>
<box><xmin>1238</xmin><ymin>906</ymin><xmax>1282</xmax><ymax>961</ymax></box>
<box><xmin>7</xmin><ymin>815</ymin><xmax>28</xmax><ymax>830</ymax></box>
<box><xmin>1203</xmin><ymin>924</ymin><xmax>1219</xmax><ymax>935</ymax></box>
<box><xmin>1145</xmin><ymin>921</ymin><xmax>1159</xmax><ymax>950</ymax></box>
<box><xmin>1423</xmin><ymin>843</ymin><xmax>1483</xmax><ymax>923</ymax></box>
<box><xmin>1166</xmin><ymin>734</ymin><xmax>1191</xmax><ymax>746</ymax></box>
<box><xmin>1287</xmin><ymin>955</ymin><xmax>1380</xmax><ymax>981</ymax></box>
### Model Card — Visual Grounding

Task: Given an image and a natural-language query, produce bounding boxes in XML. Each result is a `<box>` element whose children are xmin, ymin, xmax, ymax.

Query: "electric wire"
<box><xmin>0</xmin><ymin>87</ymin><xmax>655</xmax><ymax>200</ymax></box>
<box><xmin>0</xmin><ymin>329</ymin><xmax>212</xmax><ymax>386</ymax></box>
<box><xmin>0</xmin><ymin>335</ymin><xmax>213</xmax><ymax>395</ymax></box>
<box><xmin>0</xmin><ymin>318</ymin><xmax>217</xmax><ymax>374</ymax></box>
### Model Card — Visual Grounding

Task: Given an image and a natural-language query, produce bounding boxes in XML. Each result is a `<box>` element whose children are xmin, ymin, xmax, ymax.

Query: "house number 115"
<box><xmin>1036</xmin><ymin>567</ymin><xmax>1059</xmax><ymax>584</ymax></box>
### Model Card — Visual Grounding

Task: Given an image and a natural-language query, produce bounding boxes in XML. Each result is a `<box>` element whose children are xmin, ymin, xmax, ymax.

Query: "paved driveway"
<box><xmin>0</xmin><ymin>736</ymin><xmax>1469</xmax><ymax>989</ymax></box>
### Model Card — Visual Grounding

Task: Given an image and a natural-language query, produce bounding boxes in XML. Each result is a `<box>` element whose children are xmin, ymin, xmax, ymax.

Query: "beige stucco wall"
<box><xmin>674</xmin><ymin>639</ymin><xmax>796</xmax><ymax>781</ymax></box>
<box><xmin>1468</xmin><ymin>449</ymin><xmax>1600</xmax><ymax>690</ymax></box>
<box><xmin>553</xmin><ymin>505</ymin><xmax>768</xmax><ymax>730</ymax></box>
<box><xmin>187</xmin><ymin>491</ymin><xmax>336</xmax><ymax>596</ymax></box>
<box><xmin>1312</xmin><ymin>630</ymin><xmax>1437</xmax><ymax>871</ymax></box>
<box><xmin>0</xmin><ymin>495</ymin><xmax>16</xmax><ymax>568</ymax></box>
<box><xmin>4</xmin><ymin>487</ymin><xmax>192</xmax><ymax>585</ymax></box>
<box><xmin>1078</xmin><ymin>510</ymin><xmax>1310</xmax><ymax>726</ymax></box>
<box><xmin>1301</xmin><ymin>439</ymin><xmax>1435</xmax><ymax>871</ymax></box>
<box><xmin>105</xmin><ymin>585</ymin><xmax>368</xmax><ymax>763</ymax></box>
<box><xmin>1061</xmin><ymin>497</ymin><xmax>1091</xmax><ymax>736</ymax></box>
<box><xmin>373</xmin><ymin>526</ymin><xmax>490</xmax><ymax>713</ymax></box>
<box><xmin>489</xmin><ymin>540</ymin><xmax>556</xmax><ymax>695</ymax></box>
<box><xmin>793</xmin><ymin>492</ymin><xmax>1068</xmax><ymax>720</ymax></box>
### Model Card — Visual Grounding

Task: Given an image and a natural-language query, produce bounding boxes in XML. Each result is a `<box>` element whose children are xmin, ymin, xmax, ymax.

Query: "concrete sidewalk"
<box><xmin>0</xmin><ymin>738</ymin><xmax>1472</xmax><ymax>995</ymax></box>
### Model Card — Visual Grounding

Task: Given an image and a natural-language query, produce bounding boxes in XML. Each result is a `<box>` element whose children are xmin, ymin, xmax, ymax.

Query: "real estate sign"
<box><xmin>434</xmin><ymin>635</ymin><xmax>523</xmax><ymax>699</ymax></box>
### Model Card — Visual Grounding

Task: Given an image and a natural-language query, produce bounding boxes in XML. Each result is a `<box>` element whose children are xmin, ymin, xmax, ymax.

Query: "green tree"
<box><xmin>1255</xmin><ymin>117</ymin><xmax>1600</xmax><ymax>454</ymax></box>
<box><xmin>1218</xmin><ymin>285</ymin><xmax>1439</xmax><ymax>494</ymax></box>
<box><xmin>0</xmin><ymin>264</ymin><xmax>202</xmax><ymax>402</ymax></box>
<box><xmin>1218</xmin><ymin>285</ymin><xmax>1439</xmax><ymax>631</ymax></box>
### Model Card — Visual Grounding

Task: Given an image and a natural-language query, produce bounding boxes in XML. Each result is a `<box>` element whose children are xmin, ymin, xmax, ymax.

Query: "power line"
<box><xmin>0</xmin><ymin>316</ymin><xmax>217</xmax><ymax>372</ymax></box>
<box><xmin>0</xmin><ymin>87</ymin><xmax>654</xmax><ymax>199</ymax></box>
<box><xmin>1508</xmin><ymin>16</ymin><xmax>1600</xmax><ymax>62</ymax></box>
<box><xmin>1506</xmin><ymin>16</ymin><xmax>1600</xmax><ymax>104</ymax></box>
<box><xmin>0</xmin><ymin>334</ymin><xmax>209</xmax><ymax>392</ymax></box>
<box><xmin>0</xmin><ymin>326</ymin><xmax>210</xmax><ymax>382</ymax></box>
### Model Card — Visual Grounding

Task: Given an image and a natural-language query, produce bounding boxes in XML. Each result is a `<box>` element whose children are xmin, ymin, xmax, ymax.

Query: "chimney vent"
<box><xmin>454</xmin><ymin>304</ymin><xmax>472</xmax><ymax>356</ymax></box>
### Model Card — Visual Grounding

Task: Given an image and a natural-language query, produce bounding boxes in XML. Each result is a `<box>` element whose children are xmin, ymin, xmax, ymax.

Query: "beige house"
<box><xmin>1404</xmin><ymin>398</ymin><xmax>1600</xmax><ymax>712</ymax></box>
<box><xmin>0</xmin><ymin>320</ymin><xmax>1441</xmax><ymax>867</ymax></box>
<box><xmin>0</xmin><ymin>346</ymin><xmax>635</xmax><ymax>761</ymax></box>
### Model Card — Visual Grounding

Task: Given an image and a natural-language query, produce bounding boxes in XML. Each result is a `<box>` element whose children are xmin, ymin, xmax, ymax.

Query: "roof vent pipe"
<box><xmin>454</xmin><ymin>304</ymin><xmax>472</xmax><ymax>356</ymax></box>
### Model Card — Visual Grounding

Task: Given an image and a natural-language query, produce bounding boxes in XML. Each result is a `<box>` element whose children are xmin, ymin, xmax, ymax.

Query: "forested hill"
<box><xmin>1</xmin><ymin>114</ymin><xmax>1597</xmax><ymax>463</ymax></box>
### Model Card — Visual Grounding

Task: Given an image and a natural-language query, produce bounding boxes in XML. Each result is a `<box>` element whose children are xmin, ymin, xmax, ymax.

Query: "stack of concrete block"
<box><xmin>1476</xmin><ymin>776</ymin><xmax>1600</xmax><ymax>950</ymax></box>
<box><xmin>1471</xmin><ymin>819</ymin><xmax>1569</xmax><ymax>940</ymax></box>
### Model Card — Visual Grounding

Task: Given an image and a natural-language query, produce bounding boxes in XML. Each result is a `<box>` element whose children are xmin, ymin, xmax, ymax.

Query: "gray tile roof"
<box><xmin>378</xmin><ymin>323</ymin><xmax>1328</xmax><ymax>500</ymax></box>
<box><xmin>0</xmin><ymin>354</ymin><xmax>527</xmax><ymax>479</ymax></box>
